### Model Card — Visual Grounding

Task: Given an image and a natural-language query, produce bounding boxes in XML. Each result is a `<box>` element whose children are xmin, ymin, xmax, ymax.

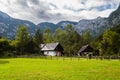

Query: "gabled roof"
<box><xmin>78</xmin><ymin>45</ymin><xmax>93</xmax><ymax>53</ymax></box>
<box><xmin>41</xmin><ymin>42</ymin><xmax>60</xmax><ymax>51</ymax></box>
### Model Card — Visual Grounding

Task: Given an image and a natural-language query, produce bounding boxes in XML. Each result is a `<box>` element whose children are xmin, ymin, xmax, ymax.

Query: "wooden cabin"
<box><xmin>78</xmin><ymin>45</ymin><xmax>93</xmax><ymax>56</ymax></box>
<box><xmin>78</xmin><ymin>45</ymin><xmax>99</xmax><ymax>56</ymax></box>
<box><xmin>41</xmin><ymin>42</ymin><xmax>64</xmax><ymax>56</ymax></box>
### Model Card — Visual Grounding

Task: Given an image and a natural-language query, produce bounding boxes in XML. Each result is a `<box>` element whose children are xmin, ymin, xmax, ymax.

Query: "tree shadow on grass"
<box><xmin>0</xmin><ymin>60</ymin><xmax>9</xmax><ymax>64</ymax></box>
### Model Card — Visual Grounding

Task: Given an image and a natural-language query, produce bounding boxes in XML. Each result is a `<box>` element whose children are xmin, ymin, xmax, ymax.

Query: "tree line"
<box><xmin>0</xmin><ymin>24</ymin><xmax>120</xmax><ymax>57</ymax></box>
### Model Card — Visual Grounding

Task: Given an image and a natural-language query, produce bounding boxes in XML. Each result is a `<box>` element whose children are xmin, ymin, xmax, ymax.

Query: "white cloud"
<box><xmin>0</xmin><ymin>0</ymin><xmax>119</xmax><ymax>24</ymax></box>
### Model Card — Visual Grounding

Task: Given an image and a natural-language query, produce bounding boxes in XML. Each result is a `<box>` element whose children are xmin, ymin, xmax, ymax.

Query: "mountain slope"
<box><xmin>75</xmin><ymin>17</ymin><xmax>108</xmax><ymax>37</ymax></box>
<box><xmin>56</xmin><ymin>21</ymin><xmax>78</xmax><ymax>28</ymax></box>
<box><xmin>37</xmin><ymin>22</ymin><xmax>58</xmax><ymax>33</ymax></box>
<box><xmin>0</xmin><ymin>11</ymin><xmax>36</xmax><ymax>39</ymax></box>
<box><xmin>108</xmin><ymin>5</ymin><xmax>120</xmax><ymax>26</ymax></box>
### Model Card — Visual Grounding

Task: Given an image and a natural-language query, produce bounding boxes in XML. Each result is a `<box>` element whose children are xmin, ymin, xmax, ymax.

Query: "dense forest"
<box><xmin>0</xmin><ymin>24</ymin><xmax>120</xmax><ymax>57</ymax></box>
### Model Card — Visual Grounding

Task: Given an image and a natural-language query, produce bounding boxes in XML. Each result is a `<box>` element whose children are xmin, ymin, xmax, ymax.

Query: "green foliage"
<box><xmin>101</xmin><ymin>29</ymin><xmax>120</xmax><ymax>55</ymax></box>
<box><xmin>15</xmin><ymin>25</ymin><xmax>30</xmax><ymax>54</ymax></box>
<box><xmin>54</xmin><ymin>28</ymin><xmax>67</xmax><ymax>43</ymax></box>
<box><xmin>34</xmin><ymin>28</ymin><xmax>43</xmax><ymax>44</ymax></box>
<box><xmin>0</xmin><ymin>38</ymin><xmax>11</xmax><ymax>56</ymax></box>
<box><xmin>9</xmin><ymin>40</ymin><xmax>19</xmax><ymax>50</ymax></box>
<box><xmin>92</xmin><ymin>29</ymin><xmax>120</xmax><ymax>56</ymax></box>
<box><xmin>0</xmin><ymin>25</ymin><xmax>44</xmax><ymax>56</ymax></box>
<box><xmin>16</xmin><ymin>25</ymin><xmax>29</xmax><ymax>42</ymax></box>
<box><xmin>43</xmin><ymin>28</ymin><xmax>53</xmax><ymax>43</ymax></box>
<box><xmin>82</xmin><ymin>29</ymin><xmax>92</xmax><ymax>45</ymax></box>
<box><xmin>33</xmin><ymin>29</ymin><xmax>43</xmax><ymax>53</ymax></box>
<box><xmin>24</xmin><ymin>37</ymin><xmax>36</xmax><ymax>53</ymax></box>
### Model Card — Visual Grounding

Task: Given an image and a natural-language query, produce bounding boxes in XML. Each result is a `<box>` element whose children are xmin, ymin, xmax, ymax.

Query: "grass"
<box><xmin>0</xmin><ymin>58</ymin><xmax>120</xmax><ymax>80</ymax></box>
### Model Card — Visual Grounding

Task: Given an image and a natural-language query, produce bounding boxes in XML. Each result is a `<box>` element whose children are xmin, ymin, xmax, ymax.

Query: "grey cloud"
<box><xmin>45</xmin><ymin>13</ymin><xmax>77</xmax><ymax>23</ymax></box>
<box><xmin>0</xmin><ymin>0</ymin><xmax>119</xmax><ymax>24</ymax></box>
<box><xmin>64</xmin><ymin>6</ymin><xmax>86</xmax><ymax>12</ymax></box>
<box><xmin>29</xmin><ymin>0</ymin><xmax>40</xmax><ymax>5</ymax></box>
<box><xmin>49</xmin><ymin>3</ymin><xmax>58</xmax><ymax>9</ymax></box>
<box><xmin>29</xmin><ymin>1</ymin><xmax>52</xmax><ymax>20</ymax></box>
<box><xmin>35</xmin><ymin>10</ymin><xmax>66</xmax><ymax>22</ymax></box>
<box><xmin>36</xmin><ymin>11</ymin><xmax>51</xmax><ymax>20</ymax></box>
<box><xmin>15</xmin><ymin>0</ymin><xmax>28</xmax><ymax>7</ymax></box>
<box><xmin>6</xmin><ymin>0</ymin><xmax>59</xmax><ymax>21</ymax></box>
<box><xmin>10</xmin><ymin>0</ymin><xmax>51</xmax><ymax>20</ymax></box>
<box><xmin>80</xmin><ymin>0</ymin><xmax>87</xmax><ymax>5</ymax></box>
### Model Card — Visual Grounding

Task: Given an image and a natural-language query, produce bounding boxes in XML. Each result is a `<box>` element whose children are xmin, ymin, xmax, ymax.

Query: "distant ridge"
<box><xmin>0</xmin><ymin>5</ymin><xmax>120</xmax><ymax>38</ymax></box>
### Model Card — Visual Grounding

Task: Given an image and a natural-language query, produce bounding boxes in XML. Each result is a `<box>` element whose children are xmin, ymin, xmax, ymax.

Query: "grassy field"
<box><xmin>0</xmin><ymin>58</ymin><xmax>120</xmax><ymax>80</ymax></box>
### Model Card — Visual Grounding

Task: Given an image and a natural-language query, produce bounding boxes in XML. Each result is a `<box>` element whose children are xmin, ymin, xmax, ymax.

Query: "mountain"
<box><xmin>0</xmin><ymin>11</ymin><xmax>36</xmax><ymax>39</ymax></box>
<box><xmin>0</xmin><ymin>11</ymin><xmax>77</xmax><ymax>39</ymax></box>
<box><xmin>108</xmin><ymin>5</ymin><xmax>120</xmax><ymax>26</ymax></box>
<box><xmin>75</xmin><ymin>17</ymin><xmax>108</xmax><ymax>37</ymax></box>
<box><xmin>37</xmin><ymin>21</ymin><xmax>78</xmax><ymax>33</ymax></box>
<box><xmin>37</xmin><ymin>22</ymin><xmax>58</xmax><ymax>33</ymax></box>
<box><xmin>37</xmin><ymin>5</ymin><xmax>120</xmax><ymax>38</ymax></box>
<box><xmin>75</xmin><ymin>5</ymin><xmax>120</xmax><ymax>37</ymax></box>
<box><xmin>0</xmin><ymin>5</ymin><xmax>120</xmax><ymax>39</ymax></box>
<box><xmin>56</xmin><ymin>21</ymin><xmax>78</xmax><ymax>28</ymax></box>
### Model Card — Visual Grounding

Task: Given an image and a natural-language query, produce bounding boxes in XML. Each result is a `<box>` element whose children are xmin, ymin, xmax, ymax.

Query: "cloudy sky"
<box><xmin>0</xmin><ymin>0</ymin><xmax>120</xmax><ymax>24</ymax></box>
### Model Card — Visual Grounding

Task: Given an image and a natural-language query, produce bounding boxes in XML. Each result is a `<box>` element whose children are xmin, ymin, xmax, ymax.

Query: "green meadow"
<box><xmin>0</xmin><ymin>58</ymin><xmax>120</xmax><ymax>80</ymax></box>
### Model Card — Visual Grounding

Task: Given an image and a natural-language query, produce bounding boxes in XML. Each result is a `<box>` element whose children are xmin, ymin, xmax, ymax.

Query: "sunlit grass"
<box><xmin>0</xmin><ymin>58</ymin><xmax>120</xmax><ymax>80</ymax></box>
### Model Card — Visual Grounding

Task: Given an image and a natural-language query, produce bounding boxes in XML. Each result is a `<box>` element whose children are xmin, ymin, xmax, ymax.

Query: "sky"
<box><xmin>0</xmin><ymin>0</ymin><xmax>120</xmax><ymax>24</ymax></box>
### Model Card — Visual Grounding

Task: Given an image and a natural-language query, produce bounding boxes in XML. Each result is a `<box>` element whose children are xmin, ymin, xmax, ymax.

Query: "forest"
<box><xmin>0</xmin><ymin>24</ymin><xmax>120</xmax><ymax>57</ymax></box>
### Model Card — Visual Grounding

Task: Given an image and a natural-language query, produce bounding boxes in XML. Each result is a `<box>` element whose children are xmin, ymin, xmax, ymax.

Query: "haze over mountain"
<box><xmin>0</xmin><ymin>5</ymin><xmax>120</xmax><ymax>39</ymax></box>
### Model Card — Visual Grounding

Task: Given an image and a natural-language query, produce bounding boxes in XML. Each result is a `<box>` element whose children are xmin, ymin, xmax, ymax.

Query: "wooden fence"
<box><xmin>15</xmin><ymin>55</ymin><xmax>120</xmax><ymax>60</ymax></box>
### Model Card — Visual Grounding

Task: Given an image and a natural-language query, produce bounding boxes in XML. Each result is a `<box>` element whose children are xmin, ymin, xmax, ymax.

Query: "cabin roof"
<box><xmin>41</xmin><ymin>42</ymin><xmax>60</xmax><ymax>51</ymax></box>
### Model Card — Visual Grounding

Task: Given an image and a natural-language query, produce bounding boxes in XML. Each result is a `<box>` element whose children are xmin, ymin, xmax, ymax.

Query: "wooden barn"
<box><xmin>78</xmin><ymin>45</ymin><xmax>99</xmax><ymax>56</ymax></box>
<box><xmin>41</xmin><ymin>42</ymin><xmax>64</xmax><ymax>56</ymax></box>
